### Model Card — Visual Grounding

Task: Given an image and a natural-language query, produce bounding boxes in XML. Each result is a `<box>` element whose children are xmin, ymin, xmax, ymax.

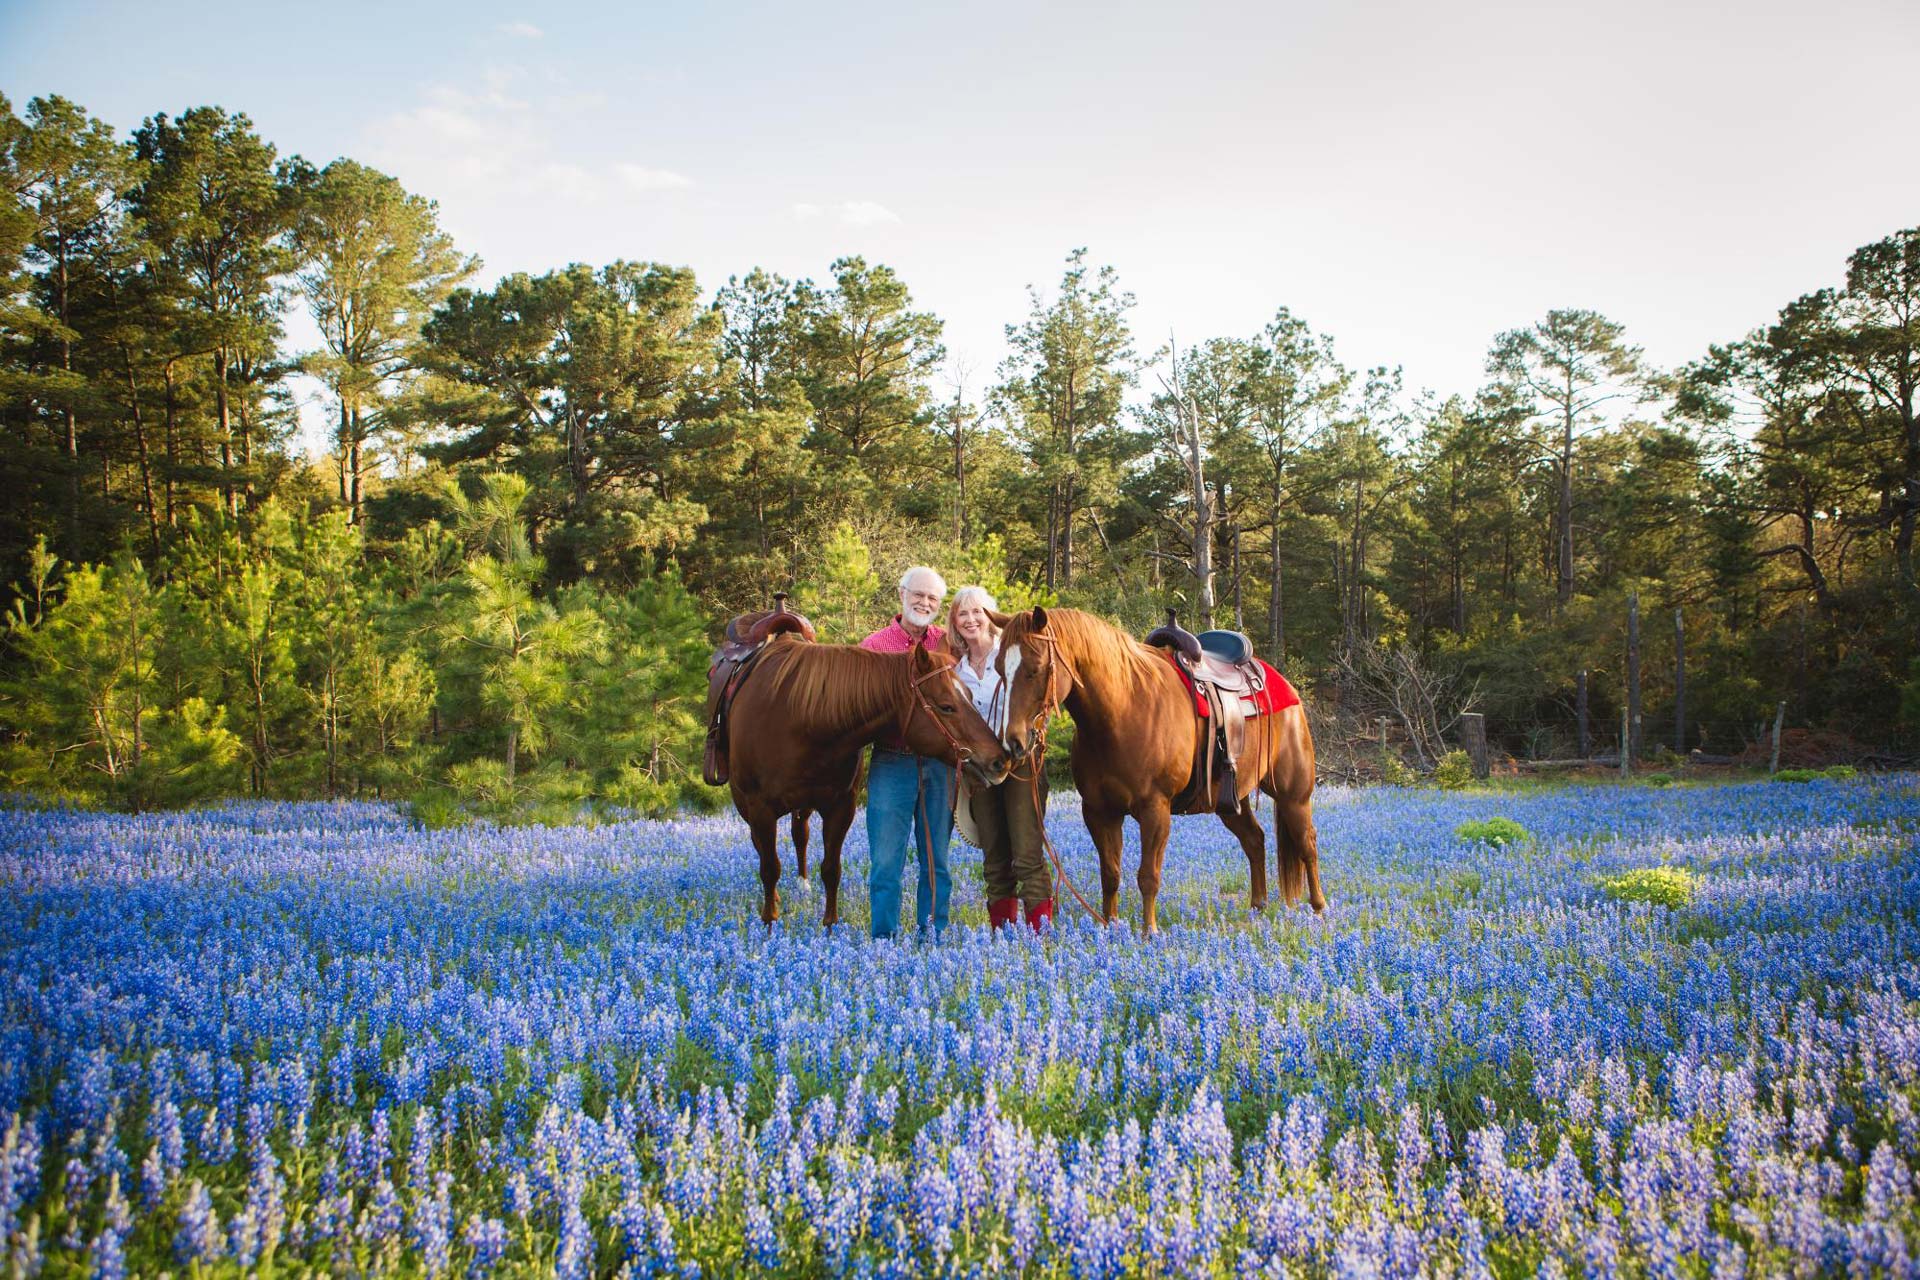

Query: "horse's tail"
<box><xmin>1268</xmin><ymin>709</ymin><xmax>1309</xmax><ymax>907</ymax></box>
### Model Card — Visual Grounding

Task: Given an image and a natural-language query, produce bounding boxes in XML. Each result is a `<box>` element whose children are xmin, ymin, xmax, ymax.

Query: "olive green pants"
<box><xmin>971</xmin><ymin>776</ymin><xmax>1052</xmax><ymax>905</ymax></box>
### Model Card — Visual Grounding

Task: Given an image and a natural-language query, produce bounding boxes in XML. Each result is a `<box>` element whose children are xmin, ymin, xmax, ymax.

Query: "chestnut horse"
<box><xmin>708</xmin><ymin>637</ymin><xmax>1009</xmax><ymax>926</ymax></box>
<box><xmin>997</xmin><ymin>606</ymin><xmax>1325</xmax><ymax>932</ymax></box>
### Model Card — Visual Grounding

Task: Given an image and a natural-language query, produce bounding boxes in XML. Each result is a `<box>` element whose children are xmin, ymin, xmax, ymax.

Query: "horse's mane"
<box><xmin>758</xmin><ymin>641</ymin><xmax>913</xmax><ymax>734</ymax></box>
<box><xmin>1004</xmin><ymin>608</ymin><xmax>1162</xmax><ymax>691</ymax></box>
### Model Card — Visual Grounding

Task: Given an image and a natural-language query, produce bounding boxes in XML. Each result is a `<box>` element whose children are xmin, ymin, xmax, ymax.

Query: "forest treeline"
<box><xmin>2</xmin><ymin>93</ymin><xmax>1916</xmax><ymax>813</ymax></box>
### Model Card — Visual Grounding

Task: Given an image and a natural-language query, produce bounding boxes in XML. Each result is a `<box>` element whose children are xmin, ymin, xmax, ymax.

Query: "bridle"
<box><xmin>898</xmin><ymin>658</ymin><xmax>975</xmax><ymax>769</ymax></box>
<box><xmin>1003</xmin><ymin>628</ymin><xmax>1075</xmax><ymax>782</ymax></box>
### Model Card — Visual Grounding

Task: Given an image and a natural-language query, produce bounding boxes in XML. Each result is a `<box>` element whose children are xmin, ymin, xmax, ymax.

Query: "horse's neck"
<box><xmin>788</xmin><ymin>647</ymin><xmax>903</xmax><ymax>741</ymax></box>
<box><xmin>1060</xmin><ymin>623</ymin><xmax>1153</xmax><ymax>740</ymax></box>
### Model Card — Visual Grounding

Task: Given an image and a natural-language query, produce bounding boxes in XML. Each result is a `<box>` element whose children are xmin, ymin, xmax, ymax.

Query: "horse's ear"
<box><xmin>985</xmin><ymin>608</ymin><xmax>1011</xmax><ymax>628</ymax></box>
<box><xmin>909</xmin><ymin>642</ymin><xmax>934</xmax><ymax>669</ymax></box>
<box><xmin>1031</xmin><ymin>605</ymin><xmax>1050</xmax><ymax>631</ymax></box>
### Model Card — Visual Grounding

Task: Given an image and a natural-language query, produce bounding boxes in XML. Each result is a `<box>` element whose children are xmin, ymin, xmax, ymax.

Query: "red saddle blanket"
<box><xmin>1163</xmin><ymin>653</ymin><xmax>1301</xmax><ymax>718</ymax></box>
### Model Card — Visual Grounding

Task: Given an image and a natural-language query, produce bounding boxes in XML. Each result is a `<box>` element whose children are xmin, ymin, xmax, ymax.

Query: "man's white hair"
<box><xmin>899</xmin><ymin>566</ymin><xmax>947</xmax><ymax>595</ymax></box>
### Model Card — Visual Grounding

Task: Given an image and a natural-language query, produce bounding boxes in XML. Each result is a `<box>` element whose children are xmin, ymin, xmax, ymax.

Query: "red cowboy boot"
<box><xmin>988</xmin><ymin>897</ymin><xmax>1021</xmax><ymax>930</ymax></box>
<box><xmin>1024</xmin><ymin>898</ymin><xmax>1055</xmax><ymax>931</ymax></box>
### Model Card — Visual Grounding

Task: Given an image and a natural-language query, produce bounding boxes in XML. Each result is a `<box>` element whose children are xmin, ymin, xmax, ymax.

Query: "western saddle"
<box><xmin>1144</xmin><ymin>609</ymin><xmax>1268</xmax><ymax>816</ymax></box>
<box><xmin>704</xmin><ymin>592</ymin><xmax>817</xmax><ymax>786</ymax></box>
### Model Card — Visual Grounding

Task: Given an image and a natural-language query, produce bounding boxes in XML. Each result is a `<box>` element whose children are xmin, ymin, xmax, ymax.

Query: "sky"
<box><xmin>4</xmin><ymin>0</ymin><xmax>1917</xmax><ymax>453</ymax></box>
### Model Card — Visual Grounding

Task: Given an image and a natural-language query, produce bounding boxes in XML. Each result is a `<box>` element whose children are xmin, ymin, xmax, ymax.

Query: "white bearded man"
<box><xmin>858</xmin><ymin>566</ymin><xmax>953</xmax><ymax>937</ymax></box>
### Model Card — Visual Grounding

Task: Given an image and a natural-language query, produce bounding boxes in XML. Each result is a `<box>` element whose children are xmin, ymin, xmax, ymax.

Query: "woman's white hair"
<box><xmin>945</xmin><ymin>584</ymin><xmax>1001</xmax><ymax>657</ymax></box>
<box><xmin>949</xmin><ymin>584</ymin><xmax>998</xmax><ymax>614</ymax></box>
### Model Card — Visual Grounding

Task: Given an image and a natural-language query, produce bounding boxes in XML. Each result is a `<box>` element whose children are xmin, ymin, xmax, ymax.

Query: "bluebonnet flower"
<box><xmin>174</xmin><ymin>1179</ymin><xmax>221</xmax><ymax>1264</ymax></box>
<box><xmin>461</xmin><ymin>1214</ymin><xmax>507</xmax><ymax>1277</ymax></box>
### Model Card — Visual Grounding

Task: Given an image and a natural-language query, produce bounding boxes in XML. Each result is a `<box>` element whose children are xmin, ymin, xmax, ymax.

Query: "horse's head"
<box><xmin>900</xmin><ymin>645</ymin><xmax>1012</xmax><ymax>785</ymax></box>
<box><xmin>997</xmin><ymin>606</ymin><xmax>1076</xmax><ymax>763</ymax></box>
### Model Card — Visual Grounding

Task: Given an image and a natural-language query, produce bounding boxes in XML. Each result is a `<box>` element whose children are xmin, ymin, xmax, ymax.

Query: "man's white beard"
<box><xmin>903</xmin><ymin>604</ymin><xmax>937</xmax><ymax>628</ymax></box>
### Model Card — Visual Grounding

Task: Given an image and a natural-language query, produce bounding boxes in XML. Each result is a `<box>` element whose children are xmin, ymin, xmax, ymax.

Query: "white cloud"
<box><xmin>499</xmin><ymin>20</ymin><xmax>543</xmax><ymax>37</ymax></box>
<box><xmin>365</xmin><ymin>80</ymin><xmax>692</xmax><ymax>213</ymax></box>
<box><xmin>839</xmin><ymin>200</ymin><xmax>900</xmax><ymax>227</ymax></box>
<box><xmin>616</xmin><ymin>163</ymin><xmax>694</xmax><ymax>192</ymax></box>
<box><xmin>790</xmin><ymin>200</ymin><xmax>901</xmax><ymax>227</ymax></box>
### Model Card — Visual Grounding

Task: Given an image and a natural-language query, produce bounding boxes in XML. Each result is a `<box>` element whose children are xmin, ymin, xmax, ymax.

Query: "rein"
<box><xmin>1006</xmin><ymin>629</ymin><xmax>1104</xmax><ymax>924</ymax></box>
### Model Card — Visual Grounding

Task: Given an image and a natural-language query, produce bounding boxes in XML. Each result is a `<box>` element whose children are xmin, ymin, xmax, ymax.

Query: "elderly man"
<box><xmin>860</xmin><ymin>566</ymin><xmax>954</xmax><ymax>938</ymax></box>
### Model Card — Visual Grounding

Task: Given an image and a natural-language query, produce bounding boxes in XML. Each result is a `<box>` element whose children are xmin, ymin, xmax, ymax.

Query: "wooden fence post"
<box><xmin>1769</xmin><ymin>701</ymin><xmax>1786</xmax><ymax>774</ymax></box>
<box><xmin>1460</xmin><ymin>712</ymin><xmax>1489</xmax><ymax>779</ymax></box>
<box><xmin>1577</xmin><ymin>669</ymin><xmax>1590</xmax><ymax>758</ymax></box>
<box><xmin>1620</xmin><ymin>705</ymin><xmax>1631</xmax><ymax>779</ymax></box>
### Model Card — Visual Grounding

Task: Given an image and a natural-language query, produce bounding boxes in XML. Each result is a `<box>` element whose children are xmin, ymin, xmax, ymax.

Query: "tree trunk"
<box><xmin>350</xmin><ymin>405</ymin><xmax>364</xmax><ymax>524</ymax></box>
<box><xmin>215</xmin><ymin>347</ymin><xmax>236</xmax><ymax>517</ymax></box>
<box><xmin>1626</xmin><ymin>591</ymin><xmax>1641</xmax><ymax>762</ymax></box>
<box><xmin>1061</xmin><ymin>374</ymin><xmax>1076</xmax><ymax>588</ymax></box>
<box><xmin>1557</xmin><ymin>403</ymin><xmax>1574</xmax><ymax>608</ymax></box>
<box><xmin>1268</xmin><ymin>500</ymin><xmax>1285</xmax><ymax>663</ymax></box>
<box><xmin>1673</xmin><ymin>607</ymin><xmax>1686</xmax><ymax>754</ymax></box>
<box><xmin>163</xmin><ymin>360</ymin><xmax>178</xmax><ymax>527</ymax></box>
<box><xmin>123</xmin><ymin>353</ymin><xmax>160</xmax><ymax>556</ymax></box>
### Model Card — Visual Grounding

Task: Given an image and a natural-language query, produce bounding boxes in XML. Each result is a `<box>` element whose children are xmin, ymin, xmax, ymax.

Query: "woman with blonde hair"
<box><xmin>947</xmin><ymin>585</ymin><xmax>1053</xmax><ymax>930</ymax></box>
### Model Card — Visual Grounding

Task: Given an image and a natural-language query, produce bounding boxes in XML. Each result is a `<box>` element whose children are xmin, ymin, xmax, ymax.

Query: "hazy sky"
<box><xmin>5</xmin><ymin>0</ymin><xmax>1917</xmax><ymax>450</ymax></box>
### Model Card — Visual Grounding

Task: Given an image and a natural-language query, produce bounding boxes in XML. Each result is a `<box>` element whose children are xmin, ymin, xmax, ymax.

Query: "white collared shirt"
<box><xmin>955</xmin><ymin>640</ymin><xmax>1006</xmax><ymax>734</ymax></box>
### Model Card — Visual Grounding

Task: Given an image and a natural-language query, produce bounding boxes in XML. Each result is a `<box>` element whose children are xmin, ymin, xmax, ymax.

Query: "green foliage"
<box><xmin>1430</xmin><ymin>750</ymin><xmax>1474</xmax><ymax>790</ymax></box>
<box><xmin>1455</xmin><ymin>817</ymin><xmax>1530</xmax><ymax>847</ymax></box>
<box><xmin>1642</xmin><ymin>772</ymin><xmax>1676</xmax><ymax>787</ymax></box>
<box><xmin>1600</xmin><ymin>865</ymin><xmax>1698</xmax><ymax>910</ymax></box>
<box><xmin>801</xmin><ymin>521</ymin><xmax>883</xmax><ymax>641</ymax></box>
<box><xmin>1379</xmin><ymin>751</ymin><xmax>1417</xmax><ymax>787</ymax></box>
<box><xmin>1772</xmin><ymin>765</ymin><xmax>1858</xmax><ymax>783</ymax></box>
<box><xmin>4</xmin><ymin>91</ymin><xmax>1920</xmax><ymax>811</ymax></box>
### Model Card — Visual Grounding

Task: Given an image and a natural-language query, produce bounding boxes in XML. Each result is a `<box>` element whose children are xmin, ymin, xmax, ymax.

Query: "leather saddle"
<box><xmin>1144</xmin><ymin>609</ymin><xmax>1267</xmax><ymax>816</ymax></box>
<box><xmin>704</xmin><ymin>593</ymin><xmax>816</xmax><ymax>785</ymax></box>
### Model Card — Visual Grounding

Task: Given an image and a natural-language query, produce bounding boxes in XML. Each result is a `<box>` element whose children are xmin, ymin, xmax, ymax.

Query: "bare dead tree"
<box><xmin>1334</xmin><ymin>639</ymin><xmax>1481</xmax><ymax>769</ymax></box>
<box><xmin>1155</xmin><ymin>339</ymin><xmax>1218</xmax><ymax>627</ymax></box>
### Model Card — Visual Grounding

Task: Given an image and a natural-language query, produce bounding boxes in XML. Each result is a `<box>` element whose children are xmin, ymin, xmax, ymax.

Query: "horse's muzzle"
<box><xmin>965</xmin><ymin>751</ymin><xmax>1013</xmax><ymax>787</ymax></box>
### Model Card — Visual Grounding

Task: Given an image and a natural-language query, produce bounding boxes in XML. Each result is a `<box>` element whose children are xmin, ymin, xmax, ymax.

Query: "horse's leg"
<box><xmin>820</xmin><ymin>791</ymin><xmax>856</xmax><ymax>929</ymax></box>
<box><xmin>1085</xmin><ymin>805</ymin><xmax>1127</xmax><ymax>924</ymax></box>
<box><xmin>1218</xmin><ymin>803</ymin><xmax>1269</xmax><ymax>911</ymax></box>
<box><xmin>1134</xmin><ymin>801</ymin><xmax>1172</xmax><ymax>936</ymax></box>
<box><xmin>1275</xmin><ymin>795</ymin><xmax>1327</xmax><ymax>913</ymax></box>
<box><xmin>791</xmin><ymin>810</ymin><xmax>811</xmax><ymax>880</ymax></box>
<box><xmin>750</xmin><ymin>814</ymin><xmax>782</xmax><ymax>925</ymax></box>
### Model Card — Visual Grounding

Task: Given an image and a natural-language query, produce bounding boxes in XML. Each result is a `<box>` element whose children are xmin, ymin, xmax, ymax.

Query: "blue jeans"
<box><xmin>866</xmin><ymin>748</ymin><xmax>953</xmax><ymax>938</ymax></box>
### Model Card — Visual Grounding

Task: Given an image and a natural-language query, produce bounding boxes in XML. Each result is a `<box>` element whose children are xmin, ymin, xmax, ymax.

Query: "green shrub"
<box><xmin>1772</xmin><ymin>765</ymin><xmax>1856</xmax><ymax>783</ymax></box>
<box><xmin>1455</xmin><ymin>817</ymin><xmax>1530</xmax><ymax>847</ymax></box>
<box><xmin>1643</xmin><ymin>772</ymin><xmax>1675</xmax><ymax>788</ymax></box>
<box><xmin>409</xmin><ymin>787</ymin><xmax>470</xmax><ymax>830</ymax></box>
<box><xmin>1600</xmin><ymin>865</ymin><xmax>1697</xmax><ymax>909</ymax></box>
<box><xmin>1380</xmin><ymin>752</ymin><xmax>1417</xmax><ymax>787</ymax></box>
<box><xmin>1431</xmin><ymin>750</ymin><xmax>1475</xmax><ymax>790</ymax></box>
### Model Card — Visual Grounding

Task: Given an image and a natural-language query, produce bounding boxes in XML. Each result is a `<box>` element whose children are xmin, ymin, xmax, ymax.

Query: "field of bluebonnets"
<box><xmin>3</xmin><ymin>775</ymin><xmax>1920</xmax><ymax>1278</ymax></box>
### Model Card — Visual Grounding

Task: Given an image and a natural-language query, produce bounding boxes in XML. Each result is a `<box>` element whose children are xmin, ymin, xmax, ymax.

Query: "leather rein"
<box><xmin>1003</xmin><ymin>630</ymin><xmax>1103</xmax><ymax>923</ymax></box>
